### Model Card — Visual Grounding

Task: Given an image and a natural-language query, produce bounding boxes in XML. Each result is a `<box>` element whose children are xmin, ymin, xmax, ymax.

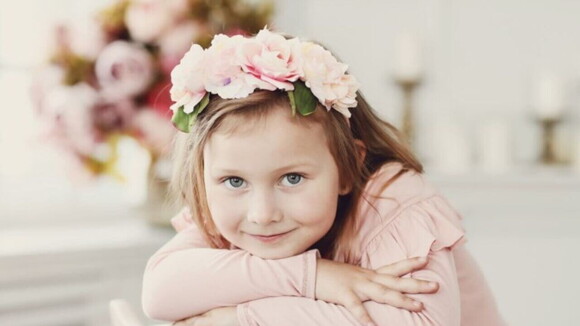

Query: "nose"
<box><xmin>246</xmin><ymin>189</ymin><xmax>282</xmax><ymax>225</ymax></box>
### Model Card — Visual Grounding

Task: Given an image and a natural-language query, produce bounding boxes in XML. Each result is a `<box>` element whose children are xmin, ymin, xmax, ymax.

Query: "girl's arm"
<box><xmin>237</xmin><ymin>249</ymin><xmax>460</xmax><ymax>326</ymax></box>
<box><xmin>235</xmin><ymin>196</ymin><xmax>465</xmax><ymax>326</ymax></box>
<box><xmin>142</xmin><ymin>208</ymin><xmax>319</xmax><ymax>321</ymax></box>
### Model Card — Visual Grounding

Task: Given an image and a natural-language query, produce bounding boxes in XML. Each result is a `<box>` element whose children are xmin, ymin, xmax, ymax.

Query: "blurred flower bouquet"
<box><xmin>31</xmin><ymin>0</ymin><xmax>273</xmax><ymax>188</ymax></box>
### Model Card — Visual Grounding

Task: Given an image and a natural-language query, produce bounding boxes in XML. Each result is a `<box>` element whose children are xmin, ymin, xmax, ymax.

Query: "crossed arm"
<box><xmin>142</xmin><ymin>214</ymin><xmax>462</xmax><ymax>326</ymax></box>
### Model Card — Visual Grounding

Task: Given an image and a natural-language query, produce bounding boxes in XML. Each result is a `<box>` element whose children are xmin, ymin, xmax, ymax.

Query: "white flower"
<box><xmin>300</xmin><ymin>42</ymin><xmax>359</xmax><ymax>117</ymax></box>
<box><xmin>68</xmin><ymin>17</ymin><xmax>107</xmax><ymax>60</ymax></box>
<box><xmin>125</xmin><ymin>0</ymin><xmax>174</xmax><ymax>43</ymax></box>
<box><xmin>169</xmin><ymin>44</ymin><xmax>207</xmax><ymax>113</ymax></box>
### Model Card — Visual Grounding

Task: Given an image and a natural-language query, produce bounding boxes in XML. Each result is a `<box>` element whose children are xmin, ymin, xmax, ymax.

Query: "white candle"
<box><xmin>429</xmin><ymin>115</ymin><xmax>471</xmax><ymax>175</ymax></box>
<box><xmin>531</xmin><ymin>73</ymin><xmax>566</xmax><ymax>119</ymax></box>
<box><xmin>477</xmin><ymin>119</ymin><xmax>512</xmax><ymax>174</ymax></box>
<box><xmin>394</xmin><ymin>32</ymin><xmax>423</xmax><ymax>82</ymax></box>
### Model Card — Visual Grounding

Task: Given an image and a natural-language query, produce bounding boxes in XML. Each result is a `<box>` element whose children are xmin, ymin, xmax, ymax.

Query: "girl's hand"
<box><xmin>172</xmin><ymin>306</ymin><xmax>238</xmax><ymax>326</ymax></box>
<box><xmin>315</xmin><ymin>256</ymin><xmax>439</xmax><ymax>326</ymax></box>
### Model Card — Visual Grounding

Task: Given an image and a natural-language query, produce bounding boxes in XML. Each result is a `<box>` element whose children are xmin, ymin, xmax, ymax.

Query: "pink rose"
<box><xmin>169</xmin><ymin>44</ymin><xmax>207</xmax><ymax>113</ymax></box>
<box><xmin>95</xmin><ymin>41</ymin><xmax>155</xmax><ymax>101</ymax></box>
<box><xmin>203</xmin><ymin>34</ymin><xmax>260</xmax><ymax>99</ymax></box>
<box><xmin>125</xmin><ymin>0</ymin><xmax>174</xmax><ymax>43</ymax></box>
<box><xmin>299</xmin><ymin>42</ymin><xmax>359</xmax><ymax>117</ymax></box>
<box><xmin>237</xmin><ymin>29</ymin><xmax>301</xmax><ymax>91</ymax></box>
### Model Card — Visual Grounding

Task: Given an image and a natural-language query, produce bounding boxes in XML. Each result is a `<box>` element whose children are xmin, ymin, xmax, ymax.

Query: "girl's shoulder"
<box><xmin>355</xmin><ymin>161</ymin><xmax>466</xmax><ymax>257</ymax></box>
<box><xmin>170</xmin><ymin>206</ymin><xmax>196</xmax><ymax>232</ymax></box>
<box><xmin>363</xmin><ymin>161</ymin><xmax>438</xmax><ymax>206</ymax></box>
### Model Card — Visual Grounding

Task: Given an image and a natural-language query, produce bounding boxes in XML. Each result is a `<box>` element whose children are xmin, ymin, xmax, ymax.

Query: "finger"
<box><xmin>342</xmin><ymin>293</ymin><xmax>377</xmax><ymax>326</ymax></box>
<box><xmin>375</xmin><ymin>256</ymin><xmax>428</xmax><ymax>276</ymax></box>
<box><xmin>373</xmin><ymin>274</ymin><xmax>439</xmax><ymax>294</ymax></box>
<box><xmin>363</xmin><ymin>283</ymin><xmax>424</xmax><ymax>312</ymax></box>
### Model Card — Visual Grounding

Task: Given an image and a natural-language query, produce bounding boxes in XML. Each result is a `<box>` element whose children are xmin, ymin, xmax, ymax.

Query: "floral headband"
<box><xmin>169</xmin><ymin>27</ymin><xmax>360</xmax><ymax>133</ymax></box>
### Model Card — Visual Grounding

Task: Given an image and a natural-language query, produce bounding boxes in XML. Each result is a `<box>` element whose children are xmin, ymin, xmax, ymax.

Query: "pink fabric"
<box><xmin>142</xmin><ymin>161</ymin><xmax>506</xmax><ymax>325</ymax></box>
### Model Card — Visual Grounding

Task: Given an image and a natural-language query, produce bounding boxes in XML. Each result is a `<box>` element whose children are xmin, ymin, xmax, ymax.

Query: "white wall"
<box><xmin>274</xmin><ymin>0</ymin><xmax>580</xmax><ymax>165</ymax></box>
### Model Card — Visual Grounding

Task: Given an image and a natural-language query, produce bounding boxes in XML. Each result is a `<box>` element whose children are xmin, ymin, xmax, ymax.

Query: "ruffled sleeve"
<box><xmin>364</xmin><ymin>194</ymin><xmax>466</xmax><ymax>268</ymax></box>
<box><xmin>170</xmin><ymin>206</ymin><xmax>195</xmax><ymax>233</ymax></box>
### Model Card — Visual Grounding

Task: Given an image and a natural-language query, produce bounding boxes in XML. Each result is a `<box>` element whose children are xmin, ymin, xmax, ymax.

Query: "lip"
<box><xmin>249</xmin><ymin>230</ymin><xmax>293</xmax><ymax>243</ymax></box>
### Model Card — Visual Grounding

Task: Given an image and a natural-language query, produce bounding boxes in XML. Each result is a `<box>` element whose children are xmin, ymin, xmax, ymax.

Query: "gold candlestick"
<box><xmin>395</xmin><ymin>78</ymin><xmax>422</xmax><ymax>149</ymax></box>
<box><xmin>537</xmin><ymin>117</ymin><xmax>562</xmax><ymax>165</ymax></box>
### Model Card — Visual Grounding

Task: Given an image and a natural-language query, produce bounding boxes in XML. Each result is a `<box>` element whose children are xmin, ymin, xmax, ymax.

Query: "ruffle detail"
<box><xmin>170</xmin><ymin>206</ymin><xmax>194</xmax><ymax>232</ymax></box>
<box><xmin>366</xmin><ymin>195</ymin><xmax>466</xmax><ymax>262</ymax></box>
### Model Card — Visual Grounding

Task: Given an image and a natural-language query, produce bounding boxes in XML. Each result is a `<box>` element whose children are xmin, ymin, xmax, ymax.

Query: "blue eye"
<box><xmin>225</xmin><ymin>177</ymin><xmax>246</xmax><ymax>189</ymax></box>
<box><xmin>281</xmin><ymin>173</ymin><xmax>303</xmax><ymax>186</ymax></box>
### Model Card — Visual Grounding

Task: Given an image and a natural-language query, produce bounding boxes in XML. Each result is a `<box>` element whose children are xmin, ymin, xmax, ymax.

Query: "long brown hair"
<box><xmin>170</xmin><ymin>89</ymin><xmax>422</xmax><ymax>264</ymax></box>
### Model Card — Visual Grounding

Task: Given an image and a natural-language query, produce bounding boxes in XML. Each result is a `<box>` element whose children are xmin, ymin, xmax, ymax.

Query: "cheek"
<box><xmin>206</xmin><ymin>186</ymin><xmax>241</xmax><ymax>233</ymax></box>
<box><xmin>291</xmin><ymin>180</ymin><xmax>339</xmax><ymax>227</ymax></box>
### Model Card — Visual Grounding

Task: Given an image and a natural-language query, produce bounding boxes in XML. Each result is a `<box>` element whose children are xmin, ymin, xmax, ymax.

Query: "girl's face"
<box><xmin>203</xmin><ymin>106</ymin><xmax>344</xmax><ymax>259</ymax></box>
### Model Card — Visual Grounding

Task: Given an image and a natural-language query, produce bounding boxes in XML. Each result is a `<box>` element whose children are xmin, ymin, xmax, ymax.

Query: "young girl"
<box><xmin>141</xmin><ymin>28</ymin><xmax>505</xmax><ymax>326</ymax></box>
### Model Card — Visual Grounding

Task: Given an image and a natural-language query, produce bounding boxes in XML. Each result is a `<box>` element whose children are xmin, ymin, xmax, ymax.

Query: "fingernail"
<box><xmin>429</xmin><ymin>282</ymin><xmax>438</xmax><ymax>288</ymax></box>
<box><xmin>413</xmin><ymin>301</ymin><xmax>422</xmax><ymax>307</ymax></box>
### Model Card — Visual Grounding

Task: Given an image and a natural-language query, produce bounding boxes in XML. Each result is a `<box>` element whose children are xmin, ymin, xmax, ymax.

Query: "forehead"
<box><xmin>204</xmin><ymin>107</ymin><xmax>331</xmax><ymax>172</ymax></box>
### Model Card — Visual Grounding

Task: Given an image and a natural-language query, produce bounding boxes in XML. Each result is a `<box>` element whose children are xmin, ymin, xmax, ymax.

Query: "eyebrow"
<box><xmin>212</xmin><ymin>162</ymin><xmax>317</xmax><ymax>176</ymax></box>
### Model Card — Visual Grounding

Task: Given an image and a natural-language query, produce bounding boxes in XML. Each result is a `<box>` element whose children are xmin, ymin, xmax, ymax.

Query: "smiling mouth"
<box><xmin>249</xmin><ymin>230</ymin><xmax>293</xmax><ymax>242</ymax></box>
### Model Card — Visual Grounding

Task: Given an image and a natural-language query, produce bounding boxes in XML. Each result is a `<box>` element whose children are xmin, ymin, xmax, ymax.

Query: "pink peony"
<box><xmin>237</xmin><ymin>28</ymin><xmax>301</xmax><ymax>91</ymax></box>
<box><xmin>299</xmin><ymin>42</ymin><xmax>359</xmax><ymax>117</ymax></box>
<box><xmin>169</xmin><ymin>44</ymin><xmax>207</xmax><ymax>113</ymax></box>
<box><xmin>203</xmin><ymin>34</ymin><xmax>262</xmax><ymax>99</ymax></box>
<box><xmin>95</xmin><ymin>41</ymin><xmax>155</xmax><ymax>101</ymax></box>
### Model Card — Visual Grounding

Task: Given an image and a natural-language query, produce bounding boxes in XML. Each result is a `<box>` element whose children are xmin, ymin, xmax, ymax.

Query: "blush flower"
<box><xmin>169</xmin><ymin>44</ymin><xmax>206</xmax><ymax>113</ymax></box>
<box><xmin>299</xmin><ymin>42</ymin><xmax>359</xmax><ymax>117</ymax></box>
<box><xmin>237</xmin><ymin>28</ymin><xmax>301</xmax><ymax>91</ymax></box>
<box><xmin>203</xmin><ymin>34</ymin><xmax>260</xmax><ymax>99</ymax></box>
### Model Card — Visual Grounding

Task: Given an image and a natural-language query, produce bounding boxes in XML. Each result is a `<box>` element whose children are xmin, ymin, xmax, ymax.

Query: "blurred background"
<box><xmin>1</xmin><ymin>0</ymin><xmax>579</xmax><ymax>325</ymax></box>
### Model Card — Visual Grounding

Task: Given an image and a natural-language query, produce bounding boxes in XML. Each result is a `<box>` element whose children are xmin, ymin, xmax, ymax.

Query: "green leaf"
<box><xmin>196</xmin><ymin>93</ymin><xmax>210</xmax><ymax>115</ymax></box>
<box><xmin>287</xmin><ymin>90</ymin><xmax>297</xmax><ymax>116</ymax></box>
<box><xmin>171</xmin><ymin>105</ymin><xmax>196</xmax><ymax>133</ymax></box>
<box><xmin>293</xmin><ymin>80</ymin><xmax>317</xmax><ymax>116</ymax></box>
<box><xmin>171</xmin><ymin>93</ymin><xmax>211</xmax><ymax>133</ymax></box>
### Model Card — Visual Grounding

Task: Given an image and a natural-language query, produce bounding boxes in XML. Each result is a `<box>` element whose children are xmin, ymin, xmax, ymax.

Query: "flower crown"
<box><xmin>169</xmin><ymin>27</ymin><xmax>360</xmax><ymax>133</ymax></box>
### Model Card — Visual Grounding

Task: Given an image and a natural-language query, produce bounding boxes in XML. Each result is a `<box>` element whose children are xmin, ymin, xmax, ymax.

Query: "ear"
<box><xmin>338</xmin><ymin>139</ymin><xmax>367</xmax><ymax>195</ymax></box>
<box><xmin>353</xmin><ymin>139</ymin><xmax>367</xmax><ymax>166</ymax></box>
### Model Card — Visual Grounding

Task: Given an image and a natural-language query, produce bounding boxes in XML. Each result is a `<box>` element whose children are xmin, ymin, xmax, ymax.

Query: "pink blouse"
<box><xmin>142</xmin><ymin>162</ymin><xmax>506</xmax><ymax>326</ymax></box>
